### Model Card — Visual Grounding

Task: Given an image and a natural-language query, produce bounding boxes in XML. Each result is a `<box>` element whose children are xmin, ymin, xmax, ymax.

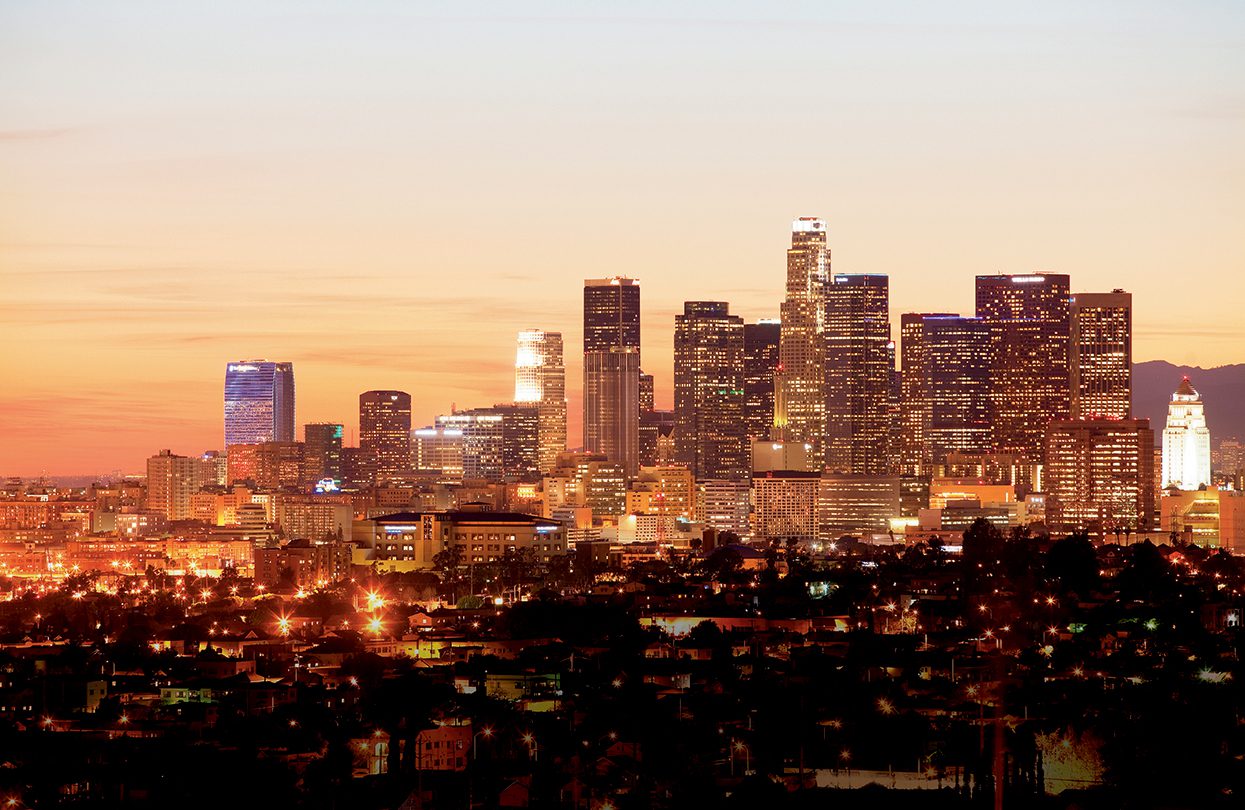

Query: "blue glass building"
<box><xmin>224</xmin><ymin>360</ymin><xmax>295</xmax><ymax>447</ymax></box>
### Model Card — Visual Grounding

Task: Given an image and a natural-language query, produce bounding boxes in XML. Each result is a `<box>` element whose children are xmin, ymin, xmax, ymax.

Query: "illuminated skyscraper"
<box><xmin>360</xmin><ymin>390</ymin><xmax>412</xmax><ymax>481</ymax></box>
<box><xmin>823</xmin><ymin>274</ymin><xmax>891</xmax><ymax>475</ymax></box>
<box><xmin>583</xmin><ymin>278</ymin><xmax>640</xmax><ymax>475</ymax></box>
<box><xmin>1070</xmin><ymin>290</ymin><xmax>1132</xmax><ymax>419</ymax></box>
<box><xmin>303</xmin><ymin>423</ymin><xmax>344</xmax><ymax>485</ymax></box>
<box><xmin>673</xmin><ymin>301</ymin><xmax>747</xmax><ymax>480</ymax></box>
<box><xmin>224</xmin><ymin>360</ymin><xmax>295</xmax><ymax>447</ymax></box>
<box><xmin>975</xmin><ymin>273</ymin><xmax>1071</xmax><ymax>461</ymax></box>
<box><xmin>743</xmin><ymin>319</ymin><xmax>781</xmax><ymax>442</ymax></box>
<box><xmin>899</xmin><ymin>314</ymin><xmax>993</xmax><ymax>476</ymax></box>
<box><xmin>1162</xmin><ymin>378</ymin><xmax>1212</xmax><ymax>490</ymax></box>
<box><xmin>514</xmin><ymin>329</ymin><xmax>568</xmax><ymax>473</ymax></box>
<box><xmin>1045</xmin><ymin>417</ymin><xmax>1155</xmax><ymax>534</ymax></box>
<box><xmin>777</xmin><ymin>218</ymin><xmax>829</xmax><ymax>466</ymax></box>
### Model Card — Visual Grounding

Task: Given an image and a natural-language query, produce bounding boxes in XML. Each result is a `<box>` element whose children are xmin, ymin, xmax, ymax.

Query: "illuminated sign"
<box><xmin>1010</xmin><ymin>275</ymin><xmax>1046</xmax><ymax>284</ymax></box>
<box><xmin>314</xmin><ymin>478</ymin><xmax>341</xmax><ymax>493</ymax></box>
<box><xmin>227</xmin><ymin>364</ymin><xmax>259</xmax><ymax>372</ymax></box>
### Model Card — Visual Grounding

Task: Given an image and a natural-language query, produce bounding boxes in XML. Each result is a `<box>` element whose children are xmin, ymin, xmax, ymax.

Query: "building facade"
<box><xmin>673</xmin><ymin>301</ymin><xmax>748</xmax><ymax>480</ymax></box>
<box><xmin>1070</xmin><ymin>290</ymin><xmax>1132</xmax><ymax>420</ymax></box>
<box><xmin>823</xmin><ymin>274</ymin><xmax>891</xmax><ymax>475</ymax></box>
<box><xmin>1044</xmin><ymin>418</ymin><xmax>1155</xmax><ymax>534</ymax></box>
<box><xmin>743</xmin><ymin>319</ymin><xmax>781</xmax><ymax>443</ymax></box>
<box><xmin>583</xmin><ymin>278</ymin><xmax>641</xmax><ymax>476</ymax></box>
<box><xmin>1162</xmin><ymin>378</ymin><xmax>1212</xmax><ymax>490</ymax></box>
<box><xmin>514</xmin><ymin>329</ymin><xmax>568</xmax><ymax>474</ymax></box>
<box><xmin>224</xmin><ymin>360</ymin><xmax>295</xmax><ymax>447</ymax></box>
<box><xmin>360</xmin><ymin>391</ymin><xmax>412</xmax><ymax>482</ymax></box>
<box><xmin>777</xmin><ymin>218</ymin><xmax>829</xmax><ymax>466</ymax></box>
<box><xmin>975</xmin><ymin>274</ymin><xmax>1071</xmax><ymax>462</ymax></box>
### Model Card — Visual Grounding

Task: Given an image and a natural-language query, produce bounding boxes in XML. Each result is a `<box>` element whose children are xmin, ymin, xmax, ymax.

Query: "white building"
<box><xmin>1162</xmin><ymin>377</ymin><xmax>1211</xmax><ymax>490</ymax></box>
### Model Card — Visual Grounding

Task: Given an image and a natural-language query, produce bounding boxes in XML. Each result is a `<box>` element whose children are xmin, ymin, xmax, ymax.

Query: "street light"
<box><xmin>730</xmin><ymin>740</ymin><xmax>750</xmax><ymax>776</ymax></box>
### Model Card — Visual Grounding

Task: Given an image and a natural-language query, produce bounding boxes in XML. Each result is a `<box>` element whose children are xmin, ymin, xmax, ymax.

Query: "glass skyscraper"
<box><xmin>583</xmin><ymin>277</ymin><xmax>641</xmax><ymax>476</ymax></box>
<box><xmin>224</xmin><ymin>360</ymin><xmax>295</xmax><ymax>447</ymax></box>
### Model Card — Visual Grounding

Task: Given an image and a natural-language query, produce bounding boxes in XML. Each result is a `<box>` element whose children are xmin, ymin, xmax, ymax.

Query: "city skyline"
<box><xmin>3</xmin><ymin>2</ymin><xmax>1244</xmax><ymax>475</ymax></box>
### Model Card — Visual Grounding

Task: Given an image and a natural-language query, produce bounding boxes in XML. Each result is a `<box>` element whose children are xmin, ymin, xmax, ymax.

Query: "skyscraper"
<box><xmin>823</xmin><ymin>274</ymin><xmax>891</xmax><ymax>475</ymax></box>
<box><xmin>1070</xmin><ymin>290</ymin><xmax>1132</xmax><ymax>420</ymax></box>
<box><xmin>743</xmin><ymin>319</ymin><xmax>781</xmax><ymax>442</ymax></box>
<box><xmin>975</xmin><ymin>273</ymin><xmax>1071</xmax><ymax>461</ymax></box>
<box><xmin>224</xmin><ymin>360</ymin><xmax>295</xmax><ymax>447</ymax></box>
<box><xmin>673</xmin><ymin>301</ymin><xmax>747</xmax><ymax>480</ymax></box>
<box><xmin>777</xmin><ymin>218</ymin><xmax>829</xmax><ymax>466</ymax></box>
<box><xmin>1162</xmin><ymin>378</ymin><xmax>1212</xmax><ymax>490</ymax></box>
<box><xmin>303</xmin><ymin>423</ymin><xmax>344</xmax><ymax>486</ymax></box>
<box><xmin>514</xmin><ymin>329</ymin><xmax>568</xmax><ymax>473</ymax></box>
<box><xmin>899</xmin><ymin>314</ymin><xmax>993</xmax><ymax>476</ymax></box>
<box><xmin>360</xmin><ymin>390</ymin><xmax>412</xmax><ymax>482</ymax></box>
<box><xmin>583</xmin><ymin>278</ymin><xmax>641</xmax><ymax>475</ymax></box>
<box><xmin>1045</xmin><ymin>417</ymin><xmax>1155</xmax><ymax>534</ymax></box>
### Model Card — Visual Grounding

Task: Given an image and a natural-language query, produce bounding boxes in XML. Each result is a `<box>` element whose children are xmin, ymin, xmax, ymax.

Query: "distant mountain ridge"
<box><xmin>1134</xmin><ymin>361</ymin><xmax>1245</xmax><ymax>440</ymax></box>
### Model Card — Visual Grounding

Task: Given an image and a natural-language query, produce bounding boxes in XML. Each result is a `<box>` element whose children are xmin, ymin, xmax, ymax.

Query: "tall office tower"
<box><xmin>899</xmin><ymin>314</ymin><xmax>994</xmax><ymax>476</ymax></box>
<box><xmin>303</xmin><ymin>423</ymin><xmax>344</xmax><ymax>485</ymax></box>
<box><xmin>975</xmin><ymin>273</ymin><xmax>1071</xmax><ymax>461</ymax></box>
<box><xmin>639</xmin><ymin>372</ymin><xmax>655</xmax><ymax>413</ymax></box>
<box><xmin>743</xmin><ymin>319</ymin><xmax>781</xmax><ymax>442</ymax></box>
<box><xmin>673</xmin><ymin>302</ymin><xmax>748</xmax><ymax>480</ymax></box>
<box><xmin>514</xmin><ymin>329</ymin><xmax>568</xmax><ymax>473</ymax></box>
<box><xmin>1162</xmin><ymin>378</ymin><xmax>1212</xmax><ymax>490</ymax></box>
<box><xmin>583</xmin><ymin>278</ymin><xmax>641</xmax><ymax>475</ymax></box>
<box><xmin>147</xmin><ymin>449</ymin><xmax>215</xmax><ymax>521</ymax></box>
<box><xmin>224</xmin><ymin>360</ymin><xmax>295</xmax><ymax>447</ymax></box>
<box><xmin>1045</xmin><ymin>418</ymin><xmax>1155</xmax><ymax>534</ymax></box>
<box><xmin>823</xmin><ymin>274</ymin><xmax>891</xmax><ymax>475</ymax></box>
<box><xmin>359</xmin><ymin>391</ymin><xmax>412</xmax><ymax>481</ymax></box>
<box><xmin>1070</xmin><ymin>290</ymin><xmax>1132</xmax><ymax>419</ymax></box>
<box><xmin>777</xmin><ymin>218</ymin><xmax>830</xmax><ymax>465</ymax></box>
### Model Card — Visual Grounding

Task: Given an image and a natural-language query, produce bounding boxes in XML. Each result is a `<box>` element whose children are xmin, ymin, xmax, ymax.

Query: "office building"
<box><xmin>412</xmin><ymin>425</ymin><xmax>466</xmax><ymax>479</ymax></box>
<box><xmin>695</xmin><ymin>479</ymin><xmax>752</xmax><ymax>538</ymax></box>
<box><xmin>823</xmin><ymin>274</ymin><xmax>891</xmax><ymax>474</ymax></box>
<box><xmin>743</xmin><ymin>319</ymin><xmax>781</xmax><ymax>442</ymax></box>
<box><xmin>899</xmin><ymin>314</ymin><xmax>993</xmax><ymax>476</ymax></box>
<box><xmin>224</xmin><ymin>360</ymin><xmax>295</xmax><ymax>447</ymax></box>
<box><xmin>437</xmin><ymin>405</ymin><xmax>539</xmax><ymax>483</ymax></box>
<box><xmin>777</xmin><ymin>218</ymin><xmax>829</xmax><ymax>465</ymax></box>
<box><xmin>583</xmin><ymin>278</ymin><xmax>641</xmax><ymax>475</ymax></box>
<box><xmin>1044</xmin><ymin>418</ymin><xmax>1155</xmax><ymax>534</ymax></box>
<box><xmin>514</xmin><ymin>330</ymin><xmax>568</xmax><ymax>473</ymax></box>
<box><xmin>1162</xmin><ymin>378</ymin><xmax>1212</xmax><ymax>490</ymax></box>
<box><xmin>303</xmin><ymin>423</ymin><xmax>344</xmax><ymax>486</ymax></box>
<box><xmin>673</xmin><ymin>301</ymin><xmax>748</xmax><ymax>480</ymax></box>
<box><xmin>816</xmin><ymin>474</ymin><xmax>901</xmax><ymax>539</ymax></box>
<box><xmin>1070</xmin><ymin>290</ymin><xmax>1132</xmax><ymax>420</ymax></box>
<box><xmin>975</xmin><ymin>274</ymin><xmax>1071</xmax><ymax>461</ymax></box>
<box><xmin>360</xmin><ymin>391</ymin><xmax>412</xmax><ymax>481</ymax></box>
<box><xmin>752</xmin><ymin>470</ymin><xmax>820</xmax><ymax>541</ymax></box>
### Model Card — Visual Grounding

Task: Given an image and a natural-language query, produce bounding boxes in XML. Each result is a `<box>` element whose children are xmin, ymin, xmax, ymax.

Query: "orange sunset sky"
<box><xmin>2</xmin><ymin>2</ymin><xmax>1243</xmax><ymax>476</ymax></box>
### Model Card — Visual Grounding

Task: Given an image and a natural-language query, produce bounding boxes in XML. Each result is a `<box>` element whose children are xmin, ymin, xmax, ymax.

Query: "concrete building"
<box><xmin>1162</xmin><ymin>377</ymin><xmax>1212</xmax><ymax>490</ymax></box>
<box><xmin>1044</xmin><ymin>418</ymin><xmax>1155</xmax><ymax>534</ymax></box>
<box><xmin>1070</xmin><ymin>290</ymin><xmax>1132</xmax><ymax>420</ymax></box>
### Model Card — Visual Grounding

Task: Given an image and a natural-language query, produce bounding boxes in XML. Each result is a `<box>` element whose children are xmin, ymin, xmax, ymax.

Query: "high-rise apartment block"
<box><xmin>823</xmin><ymin>274</ymin><xmax>891</xmax><ymax>475</ymax></box>
<box><xmin>514</xmin><ymin>330</ymin><xmax>568</xmax><ymax>473</ymax></box>
<box><xmin>899</xmin><ymin>314</ymin><xmax>993</xmax><ymax>476</ymax></box>
<box><xmin>673</xmin><ymin>301</ymin><xmax>747</xmax><ymax>481</ymax></box>
<box><xmin>1162</xmin><ymin>378</ymin><xmax>1212</xmax><ymax>490</ymax></box>
<box><xmin>224</xmin><ymin>360</ymin><xmax>295</xmax><ymax>447</ymax></box>
<box><xmin>777</xmin><ymin>218</ymin><xmax>829</xmax><ymax>466</ymax></box>
<box><xmin>583</xmin><ymin>278</ymin><xmax>641</xmax><ymax>476</ymax></box>
<box><xmin>975</xmin><ymin>274</ymin><xmax>1071</xmax><ymax>461</ymax></box>
<box><xmin>1070</xmin><ymin>290</ymin><xmax>1132</xmax><ymax>420</ymax></box>
<box><xmin>146</xmin><ymin>450</ymin><xmax>217</xmax><ymax>522</ymax></box>
<box><xmin>743</xmin><ymin>320</ymin><xmax>781</xmax><ymax>442</ymax></box>
<box><xmin>359</xmin><ymin>390</ymin><xmax>412</xmax><ymax>482</ymax></box>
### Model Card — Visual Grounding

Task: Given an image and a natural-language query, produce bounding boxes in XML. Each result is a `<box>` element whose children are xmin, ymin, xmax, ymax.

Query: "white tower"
<box><xmin>1161</xmin><ymin>377</ymin><xmax>1211</xmax><ymax>490</ymax></box>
